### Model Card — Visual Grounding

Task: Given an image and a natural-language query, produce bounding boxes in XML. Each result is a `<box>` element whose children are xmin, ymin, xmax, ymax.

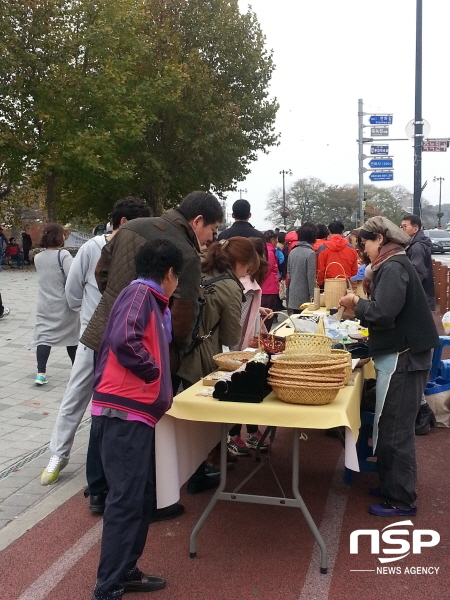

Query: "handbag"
<box><xmin>184</xmin><ymin>274</ymin><xmax>232</xmax><ymax>356</ymax></box>
<box><xmin>57</xmin><ymin>249</ymin><xmax>66</xmax><ymax>283</ymax></box>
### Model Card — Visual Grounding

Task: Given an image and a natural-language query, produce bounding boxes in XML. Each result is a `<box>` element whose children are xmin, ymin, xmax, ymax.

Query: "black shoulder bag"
<box><xmin>184</xmin><ymin>274</ymin><xmax>232</xmax><ymax>356</ymax></box>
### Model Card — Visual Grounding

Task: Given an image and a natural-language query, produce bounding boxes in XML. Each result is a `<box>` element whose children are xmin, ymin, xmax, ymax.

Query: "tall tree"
<box><xmin>364</xmin><ymin>185</ymin><xmax>404</xmax><ymax>224</ymax></box>
<box><xmin>266</xmin><ymin>178</ymin><xmax>327</xmax><ymax>230</ymax></box>
<box><xmin>0</xmin><ymin>0</ymin><xmax>279</xmax><ymax>220</ymax></box>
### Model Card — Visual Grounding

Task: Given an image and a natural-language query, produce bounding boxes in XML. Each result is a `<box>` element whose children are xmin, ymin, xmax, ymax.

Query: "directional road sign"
<box><xmin>369</xmin><ymin>171</ymin><xmax>393</xmax><ymax>182</ymax></box>
<box><xmin>369</xmin><ymin>158</ymin><xmax>393</xmax><ymax>169</ymax></box>
<box><xmin>422</xmin><ymin>140</ymin><xmax>448</xmax><ymax>152</ymax></box>
<box><xmin>371</xmin><ymin>127</ymin><xmax>389</xmax><ymax>136</ymax></box>
<box><xmin>369</xmin><ymin>115</ymin><xmax>393</xmax><ymax>125</ymax></box>
<box><xmin>370</xmin><ymin>145</ymin><xmax>389</xmax><ymax>155</ymax></box>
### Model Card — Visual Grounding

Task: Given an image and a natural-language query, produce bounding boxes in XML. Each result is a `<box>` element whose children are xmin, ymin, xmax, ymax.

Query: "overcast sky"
<box><xmin>226</xmin><ymin>0</ymin><xmax>450</xmax><ymax>230</ymax></box>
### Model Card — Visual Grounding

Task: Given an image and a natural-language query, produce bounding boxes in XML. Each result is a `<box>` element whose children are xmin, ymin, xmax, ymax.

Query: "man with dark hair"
<box><xmin>312</xmin><ymin>224</ymin><xmax>329</xmax><ymax>251</ymax></box>
<box><xmin>218</xmin><ymin>199</ymin><xmax>265</xmax><ymax>241</ymax></box>
<box><xmin>80</xmin><ymin>191</ymin><xmax>223</xmax><ymax>513</ymax></box>
<box><xmin>401</xmin><ymin>214</ymin><xmax>435</xmax><ymax>311</ymax></box>
<box><xmin>401</xmin><ymin>214</ymin><xmax>436</xmax><ymax>436</ymax></box>
<box><xmin>110</xmin><ymin>196</ymin><xmax>150</xmax><ymax>229</ymax></box>
<box><xmin>90</xmin><ymin>239</ymin><xmax>182</xmax><ymax>600</ymax></box>
<box><xmin>41</xmin><ymin>197</ymin><xmax>150</xmax><ymax>488</ymax></box>
<box><xmin>82</xmin><ymin>191</ymin><xmax>223</xmax><ymax>358</ymax></box>
<box><xmin>316</xmin><ymin>221</ymin><xmax>358</xmax><ymax>285</ymax></box>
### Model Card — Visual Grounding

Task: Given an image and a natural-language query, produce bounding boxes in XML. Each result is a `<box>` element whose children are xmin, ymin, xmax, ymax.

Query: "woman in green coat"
<box><xmin>177</xmin><ymin>237</ymin><xmax>259</xmax><ymax>386</ymax></box>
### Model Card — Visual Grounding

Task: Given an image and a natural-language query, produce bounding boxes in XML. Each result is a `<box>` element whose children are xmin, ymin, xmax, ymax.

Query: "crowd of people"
<box><xmin>0</xmin><ymin>227</ymin><xmax>32</xmax><ymax>271</ymax></box>
<box><xmin>0</xmin><ymin>194</ymin><xmax>442</xmax><ymax>599</ymax></box>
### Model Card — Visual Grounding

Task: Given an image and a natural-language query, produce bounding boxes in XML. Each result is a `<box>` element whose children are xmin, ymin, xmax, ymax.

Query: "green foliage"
<box><xmin>0</xmin><ymin>0</ymin><xmax>279</xmax><ymax>221</ymax></box>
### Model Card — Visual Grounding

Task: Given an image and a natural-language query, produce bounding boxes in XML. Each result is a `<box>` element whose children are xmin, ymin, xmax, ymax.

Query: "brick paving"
<box><xmin>0</xmin><ymin>267</ymin><xmax>90</xmax><ymax>530</ymax></box>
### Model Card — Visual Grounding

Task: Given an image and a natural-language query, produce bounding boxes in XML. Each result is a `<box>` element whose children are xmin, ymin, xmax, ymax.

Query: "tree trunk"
<box><xmin>46</xmin><ymin>172</ymin><xmax>58</xmax><ymax>221</ymax></box>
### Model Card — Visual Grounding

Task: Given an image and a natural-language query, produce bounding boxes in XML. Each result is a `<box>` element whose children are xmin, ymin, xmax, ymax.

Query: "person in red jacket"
<box><xmin>90</xmin><ymin>239</ymin><xmax>183</xmax><ymax>600</ymax></box>
<box><xmin>312</xmin><ymin>224</ymin><xmax>329</xmax><ymax>251</ymax></box>
<box><xmin>316</xmin><ymin>221</ymin><xmax>358</xmax><ymax>285</ymax></box>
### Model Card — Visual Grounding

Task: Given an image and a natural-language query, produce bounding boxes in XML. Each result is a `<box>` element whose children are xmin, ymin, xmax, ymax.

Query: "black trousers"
<box><xmin>36</xmin><ymin>344</ymin><xmax>77</xmax><ymax>373</ymax></box>
<box><xmin>93</xmin><ymin>416</ymin><xmax>155</xmax><ymax>595</ymax></box>
<box><xmin>376</xmin><ymin>367</ymin><xmax>429</xmax><ymax>509</ymax></box>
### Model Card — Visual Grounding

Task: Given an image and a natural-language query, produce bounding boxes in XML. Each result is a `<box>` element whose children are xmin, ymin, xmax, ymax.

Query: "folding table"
<box><xmin>164</xmin><ymin>369</ymin><xmax>363</xmax><ymax>574</ymax></box>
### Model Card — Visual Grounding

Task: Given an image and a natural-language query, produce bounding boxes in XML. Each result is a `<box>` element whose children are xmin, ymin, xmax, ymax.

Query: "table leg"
<box><xmin>190</xmin><ymin>422</ymin><xmax>229</xmax><ymax>558</ymax></box>
<box><xmin>291</xmin><ymin>428</ymin><xmax>328</xmax><ymax>574</ymax></box>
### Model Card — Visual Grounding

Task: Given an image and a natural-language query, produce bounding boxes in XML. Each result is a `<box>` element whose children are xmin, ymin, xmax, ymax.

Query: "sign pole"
<box><xmin>413</xmin><ymin>0</ymin><xmax>423</xmax><ymax>216</ymax></box>
<box><xmin>358</xmin><ymin>99</ymin><xmax>364</xmax><ymax>226</ymax></box>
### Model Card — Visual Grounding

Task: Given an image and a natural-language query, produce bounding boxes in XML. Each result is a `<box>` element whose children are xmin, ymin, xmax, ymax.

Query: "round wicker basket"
<box><xmin>271</xmin><ymin>353</ymin><xmax>348</xmax><ymax>368</ymax></box>
<box><xmin>270</xmin><ymin>383</ymin><xmax>341</xmax><ymax>405</ymax></box>
<box><xmin>284</xmin><ymin>332</ymin><xmax>333</xmax><ymax>355</ymax></box>
<box><xmin>268</xmin><ymin>369</ymin><xmax>345</xmax><ymax>384</ymax></box>
<box><xmin>268</xmin><ymin>376</ymin><xmax>345</xmax><ymax>388</ymax></box>
<box><xmin>212</xmin><ymin>350</ymin><xmax>257</xmax><ymax>371</ymax></box>
<box><xmin>330</xmin><ymin>349</ymin><xmax>352</xmax><ymax>384</ymax></box>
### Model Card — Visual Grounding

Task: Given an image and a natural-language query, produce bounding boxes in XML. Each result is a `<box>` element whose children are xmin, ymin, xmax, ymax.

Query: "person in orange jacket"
<box><xmin>312</xmin><ymin>224</ymin><xmax>329</xmax><ymax>251</ymax></box>
<box><xmin>316</xmin><ymin>221</ymin><xmax>358</xmax><ymax>285</ymax></box>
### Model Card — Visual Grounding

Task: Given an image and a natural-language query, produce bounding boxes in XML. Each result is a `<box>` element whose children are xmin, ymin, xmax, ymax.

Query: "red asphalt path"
<box><xmin>0</xmin><ymin>426</ymin><xmax>449</xmax><ymax>600</ymax></box>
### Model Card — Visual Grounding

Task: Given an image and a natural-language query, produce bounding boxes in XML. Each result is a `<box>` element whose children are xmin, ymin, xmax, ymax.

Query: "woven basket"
<box><xmin>284</xmin><ymin>331</ymin><xmax>333</xmax><ymax>355</ymax></box>
<box><xmin>324</xmin><ymin>262</ymin><xmax>348</xmax><ymax>309</ymax></box>
<box><xmin>268</xmin><ymin>375</ymin><xmax>345</xmax><ymax>387</ymax></box>
<box><xmin>270</xmin><ymin>383</ymin><xmax>341</xmax><ymax>405</ymax></box>
<box><xmin>271</xmin><ymin>353</ymin><xmax>348</xmax><ymax>369</ymax></box>
<box><xmin>213</xmin><ymin>350</ymin><xmax>257</xmax><ymax>371</ymax></box>
<box><xmin>259</xmin><ymin>311</ymin><xmax>291</xmax><ymax>354</ymax></box>
<box><xmin>331</xmin><ymin>349</ymin><xmax>352</xmax><ymax>384</ymax></box>
<box><xmin>268</xmin><ymin>368</ymin><xmax>345</xmax><ymax>383</ymax></box>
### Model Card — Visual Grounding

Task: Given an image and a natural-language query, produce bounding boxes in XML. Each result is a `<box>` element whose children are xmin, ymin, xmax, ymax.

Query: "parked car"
<box><xmin>423</xmin><ymin>229</ymin><xmax>450</xmax><ymax>254</ymax></box>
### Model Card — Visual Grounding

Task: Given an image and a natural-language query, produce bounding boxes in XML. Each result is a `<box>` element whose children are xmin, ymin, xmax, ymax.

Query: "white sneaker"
<box><xmin>0</xmin><ymin>307</ymin><xmax>10</xmax><ymax>319</ymax></box>
<box><xmin>41</xmin><ymin>455</ymin><xmax>68</xmax><ymax>486</ymax></box>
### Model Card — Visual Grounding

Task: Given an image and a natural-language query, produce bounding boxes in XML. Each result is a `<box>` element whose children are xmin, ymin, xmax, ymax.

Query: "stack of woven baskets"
<box><xmin>268</xmin><ymin>352</ymin><xmax>351</xmax><ymax>405</ymax></box>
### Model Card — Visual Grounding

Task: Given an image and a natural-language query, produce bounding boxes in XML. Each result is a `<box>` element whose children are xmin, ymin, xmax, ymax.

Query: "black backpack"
<box><xmin>184</xmin><ymin>274</ymin><xmax>233</xmax><ymax>356</ymax></box>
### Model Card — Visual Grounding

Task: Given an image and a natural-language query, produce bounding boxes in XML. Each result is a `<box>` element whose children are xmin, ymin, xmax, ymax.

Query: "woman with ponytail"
<box><xmin>176</xmin><ymin>236</ymin><xmax>259</xmax><ymax>387</ymax></box>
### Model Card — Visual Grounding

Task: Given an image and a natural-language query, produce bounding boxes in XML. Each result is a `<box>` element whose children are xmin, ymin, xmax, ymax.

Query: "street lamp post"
<box><xmin>434</xmin><ymin>176</ymin><xmax>445</xmax><ymax>228</ymax></box>
<box><xmin>238</xmin><ymin>188</ymin><xmax>247</xmax><ymax>199</ymax></box>
<box><xmin>279</xmin><ymin>169</ymin><xmax>292</xmax><ymax>229</ymax></box>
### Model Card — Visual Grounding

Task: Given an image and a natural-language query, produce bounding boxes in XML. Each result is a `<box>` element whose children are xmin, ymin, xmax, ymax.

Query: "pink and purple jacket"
<box><xmin>91</xmin><ymin>279</ymin><xmax>173</xmax><ymax>426</ymax></box>
<box><xmin>261</xmin><ymin>243</ymin><xmax>279</xmax><ymax>295</ymax></box>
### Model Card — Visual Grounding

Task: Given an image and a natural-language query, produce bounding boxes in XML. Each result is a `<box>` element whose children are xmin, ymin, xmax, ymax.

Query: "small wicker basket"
<box><xmin>213</xmin><ymin>350</ymin><xmax>257</xmax><ymax>371</ymax></box>
<box><xmin>259</xmin><ymin>311</ymin><xmax>292</xmax><ymax>354</ymax></box>
<box><xmin>270</xmin><ymin>383</ymin><xmax>342</xmax><ymax>405</ymax></box>
<box><xmin>284</xmin><ymin>331</ymin><xmax>333</xmax><ymax>355</ymax></box>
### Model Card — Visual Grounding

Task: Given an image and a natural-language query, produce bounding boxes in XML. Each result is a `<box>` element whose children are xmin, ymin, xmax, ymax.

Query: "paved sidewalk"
<box><xmin>0</xmin><ymin>268</ymin><xmax>90</xmax><ymax>531</ymax></box>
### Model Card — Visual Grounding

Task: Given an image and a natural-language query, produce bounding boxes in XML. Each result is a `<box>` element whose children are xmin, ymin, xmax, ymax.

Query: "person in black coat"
<box><xmin>339</xmin><ymin>216</ymin><xmax>439</xmax><ymax>518</ymax></box>
<box><xmin>218</xmin><ymin>199</ymin><xmax>265</xmax><ymax>242</ymax></box>
<box><xmin>21</xmin><ymin>231</ymin><xmax>33</xmax><ymax>264</ymax></box>
<box><xmin>400</xmin><ymin>214</ymin><xmax>435</xmax><ymax>310</ymax></box>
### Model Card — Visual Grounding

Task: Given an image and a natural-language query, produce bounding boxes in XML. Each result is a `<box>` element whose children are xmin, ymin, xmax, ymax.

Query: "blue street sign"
<box><xmin>370</xmin><ymin>145</ymin><xmax>389</xmax><ymax>155</ymax></box>
<box><xmin>369</xmin><ymin>171</ymin><xmax>394</xmax><ymax>182</ymax></box>
<box><xmin>369</xmin><ymin>158</ymin><xmax>393</xmax><ymax>169</ymax></box>
<box><xmin>369</xmin><ymin>115</ymin><xmax>393</xmax><ymax>125</ymax></box>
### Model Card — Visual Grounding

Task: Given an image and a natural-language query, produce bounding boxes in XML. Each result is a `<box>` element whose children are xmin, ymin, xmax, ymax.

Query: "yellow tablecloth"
<box><xmin>167</xmin><ymin>368</ymin><xmax>363</xmax><ymax>442</ymax></box>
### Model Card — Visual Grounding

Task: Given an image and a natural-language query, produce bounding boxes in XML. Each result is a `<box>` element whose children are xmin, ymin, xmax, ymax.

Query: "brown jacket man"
<box><xmin>81</xmin><ymin>192</ymin><xmax>223</xmax><ymax>372</ymax></box>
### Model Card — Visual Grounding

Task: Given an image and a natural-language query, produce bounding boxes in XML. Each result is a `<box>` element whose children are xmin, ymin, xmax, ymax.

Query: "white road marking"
<box><xmin>17</xmin><ymin>521</ymin><xmax>102</xmax><ymax>600</ymax></box>
<box><xmin>298</xmin><ymin>451</ymin><xmax>349</xmax><ymax>600</ymax></box>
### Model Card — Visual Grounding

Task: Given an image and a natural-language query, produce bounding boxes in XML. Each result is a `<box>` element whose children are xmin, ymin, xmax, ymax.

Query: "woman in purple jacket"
<box><xmin>90</xmin><ymin>239</ymin><xmax>183</xmax><ymax>600</ymax></box>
